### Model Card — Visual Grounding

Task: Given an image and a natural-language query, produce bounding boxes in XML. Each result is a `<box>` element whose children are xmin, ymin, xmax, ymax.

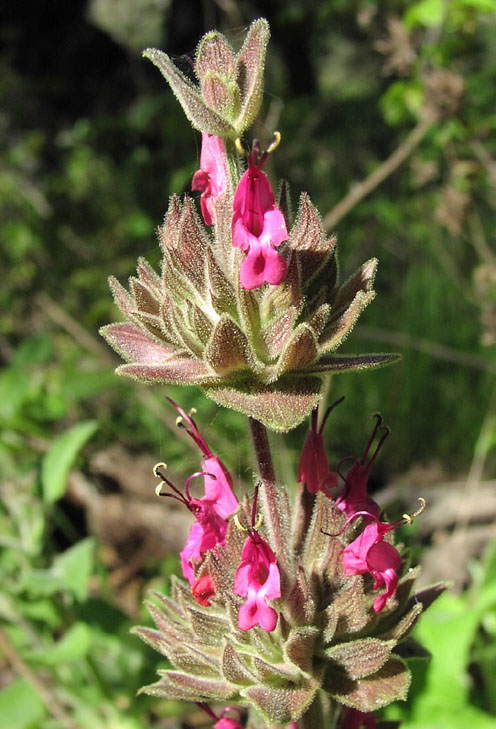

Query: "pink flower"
<box><xmin>336</xmin><ymin>415</ymin><xmax>386</xmax><ymax>522</ymax></box>
<box><xmin>343</xmin><ymin>521</ymin><xmax>401</xmax><ymax>613</ymax></box>
<box><xmin>180</xmin><ymin>506</ymin><xmax>228</xmax><ymax>585</ymax></box>
<box><xmin>168</xmin><ymin>398</ymin><xmax>238</xmax><ymax>519</ymax></box>
<box><xmin>192</xmin><ymin>133</ymin><xmax>228</xmax><ymax>225</ymax></box>
<box><xmin>159</xmin><ymin>400</ymin><xmax>238</xmax><ymax>585</ymax></box>
<box><xmin>340</xmin><ymin>708</ymin><xmax>377</xmax><ymax>729</ymax></box>
<box><xmin>298</xmin><ymin>402</ymin><xmax>343</xmax><ymax>496</ymax></box>
<box><xmin>231</xmin><ymin>144</ymin><xmax>288</xmax><ymax>289</ymax></box>
<box><xmin>234</xmin><ymin>533</ymin><xmax>281</xmax><ymax>632</ymax></box>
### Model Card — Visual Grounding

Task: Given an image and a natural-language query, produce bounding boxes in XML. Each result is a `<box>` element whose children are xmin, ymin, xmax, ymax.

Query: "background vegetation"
<box><xmin>1</xmin><ymin>1</ymin><xmax>496</xmax><ymax>727</ymax></box>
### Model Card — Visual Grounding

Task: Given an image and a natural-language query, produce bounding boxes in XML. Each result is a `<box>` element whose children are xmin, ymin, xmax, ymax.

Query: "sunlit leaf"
<box><xmin>41</xmin><ymin>421</ymin><xmax>98</xmax><ymax>504</ymax></box>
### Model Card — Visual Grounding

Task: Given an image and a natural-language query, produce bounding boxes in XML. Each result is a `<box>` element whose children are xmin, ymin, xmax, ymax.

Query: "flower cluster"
<box><xmin>134</xmin><ymin>403</ymin><xmax>439</xmax><ymax>729</ymax></box>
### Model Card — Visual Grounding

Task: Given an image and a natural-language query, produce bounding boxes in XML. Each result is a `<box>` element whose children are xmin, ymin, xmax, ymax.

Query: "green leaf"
<box><xmin>53</xmin><ymin>538</ymin><xmax>95</xmax><ymax>602</ymax></box>
<box><xmin>404</xmin><ymin>0</ymin><xmax>445</xmax><ymax>27</ymax></box>
<box><xmin>41</xmin><ymin>421</ymin><xmax>98</xmax><ymax>504</ymax></box>
<box><xmin>0</xmin><ymin>679</ymin><xmax>45</xmax><ymax>729</ymax></box>
<box><xmin>25</xmin><ymin>622</ymin><xmax>92</xmax><ymax>665</ymax></box>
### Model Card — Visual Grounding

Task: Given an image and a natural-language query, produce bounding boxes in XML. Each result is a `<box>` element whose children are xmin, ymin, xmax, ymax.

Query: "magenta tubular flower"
<box><xmin>180</xmin><ymin>503</ymin><xmax>229</xmax><ymax>585</ymax></box>
<box><xmin>336</xmin><ymin>415</ymin><xmax>387</xmax><ymax>522</ymax></box>
<box><xmin>160</xmin><ymin>401</ymin><xmax>239</xmax><ymax>584</ymax></box>
<box><xmin>231</xmin><ymin>145</ymin><xmax>288</xmax><ymax>289</ymax></box>
<box><xmin>343</xmin><ymin>521</ymin><xmax>401</xmax><ymax>613</ymax></box>
<box><xmin>234</xmin><ymin>532</ymin><xmax>281</xmax><ymax>632</ymax></box>
<box><xmin>214</xmin><ymin>719</ymin><xmax>243</xmax><ymax>729</ymax></box>
<box><xmin>168</xmin><ymin>398</ymin><xmax>238</xmax><ymax>519</ymax></box>
<box><xmin>340</xmin><ymin>707</ymin><xmax>377</xmax><ymax>729</ymax></box>
<box><xmin>298</xmin><ymin>402</ymin><xmax>343</xmax><ymax>497</ymax></box>
<box><xmin>192</xmin><ymin>132</ymin><xmax>228</xmax><ymax>225</ymax></box>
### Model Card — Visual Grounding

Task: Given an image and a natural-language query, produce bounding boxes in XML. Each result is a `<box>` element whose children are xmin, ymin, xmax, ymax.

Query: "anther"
<box><xmin>234</xmin><ymin>514</ymin><xmax>248</xmax><ymax>532</ymax></box>
<box><xmin>175</xmin><ymin>415</ymin><xmax>184</xmax><ymax>427</ymax></box>
<box><xmin>267</xmin><ymin>131</ymin><xmax>281</xmax><ymax>154</ymax></box>
<box><xmin>188</xmin><ymin>408</ymin><xmax>197</xmax><ymax>417</ymax></box>
<box><xmin>153</xmin><ymin>462</ymin><xmax>167</xmax><ymax>478</ymax></box>
<box><xmin>253</xmin><ymin>513</ymin><xmax>264</xmax><ymax>531</ymax></box>
<box><xmin>155</xmin><ymin>483</ymin><xmax>164</xmax><ymax>497</ymax></box>
<box><xmin>235</xmin><ymin>137</ymin><xmax>248</xmax><ymax>157</ymax></box>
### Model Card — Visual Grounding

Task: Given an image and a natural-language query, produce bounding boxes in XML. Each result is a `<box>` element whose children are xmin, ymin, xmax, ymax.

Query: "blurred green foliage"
<box><xmin>1</xmin><ymin>0</ymin><xmax>496</xmax><ymax>726</ymax></box>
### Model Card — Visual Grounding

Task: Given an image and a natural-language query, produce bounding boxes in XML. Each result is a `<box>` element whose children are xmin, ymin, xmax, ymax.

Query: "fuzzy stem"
<box><xmin>249</xmin><ymin>417</ymin><xmax>277</xmax><ymax>486</ymax></box>
<box><xmin>248</xmin><ymin>417</ymin><xmax>286</xmax><ymax>558</ymax></box>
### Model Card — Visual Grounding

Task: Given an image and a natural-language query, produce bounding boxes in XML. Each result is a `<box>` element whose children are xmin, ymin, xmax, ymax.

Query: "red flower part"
<box><xmin>234</xmin><ymin>531</ymin><xmax>281</xmax><ymax>632</ymax></box>
<box><xmin>342</xmin><ymin>520</ymin><xmax>401</xmax><ymax>613</ymax></box>
<box><xmin>336</xmin><ymin>414</ymin><xmax>387</xmax><ymax>522</ymax></box>
<box><xmin>340</xmin><ymin>708</ymin><xmax>377</xmax><ymax>729</ymax></box>
<box><xmin>231</xmin><ymin>142</ymin><xmax>288</xmax><ymax>289</ymax></box>
<box><xmin>192</xmin><ymin>133</ymin><xmax>228</xmax><ymax>225</ymax></box>
<box><xmin>297</xmin><ymin>400</ymin><xmax>343</xmax><ymax>496</ymax></box>
<box><xmin>192</xmin><ymin>574</ymin><xmax>216</xmax><ymax>606</ymax></box>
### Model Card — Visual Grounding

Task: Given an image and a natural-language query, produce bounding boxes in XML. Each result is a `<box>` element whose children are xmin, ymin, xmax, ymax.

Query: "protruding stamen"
<box><xmin>188</xmin><ymin>407</ymin><xmax>197</xmax><ymax>417</ymax></box>
<box><xmin>404</xmin><ymin>497</ymin><xmax>426</xmax><ymax>522</ymax></box>
<box><xmin>319</xmin><ymin>395</ymin><xmax>345</xmax><ymax>434</ymax></box>
<box><xmin>251</xmin><ymin>482</ymin><xmax>260</xmax><ymax>528</ymax></box>
<box><xmin>235</xmin><ymin>137</ymin><xmax>248</xmax><ymax>157</ymax></box>
<box><xmin>234</xmin><ymin>514</ymin><xmax>248</xmax><ymax>532</ymax></box>
<box><xmin>175</xmin><ymin>415</ymin><xmax>184</xmax><ymax>427</ymax></box>
<box><xmin>267</xmin><ymin>130</ymin><xmax>281</xmax><ymax>154</ymax></box>
<box><xmin>362</xmin><ymin>413</ymin><xmax>383</xmax><ymax>463</ymax></box>
<box><xmin>368</xmin><ymin>425</ymin><xmax>391</xmax><ymax>467</ymax></box>
<box><xmin>253</xmin><ymin>513</ymin><xmax>264</xmax><ymax>531</ymax></box>
<box><xmin>153</xmin><ymin>462</ymin><xmax>167</xmax><ymax>478</ymax></box>
<box><xmin>153</xmin><ymin>462</ymin><xmax>189</xmax><ymax>506</ymax></box>
<box><xmin>184</xmin><ymin>470</ymin><xmax>216</xmax><ymax>501</ymax></box>
<box><xmin>389</xmin><ymin>497</ymin><xmax>427</xmax><ymax>529</ymax></box>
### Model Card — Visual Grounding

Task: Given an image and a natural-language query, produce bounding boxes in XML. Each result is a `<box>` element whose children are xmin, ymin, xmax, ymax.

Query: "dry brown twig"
<box><xmin>323</xmin><ymin>112</ymin><xmax>436</xmax><ymax>231</ymax></box>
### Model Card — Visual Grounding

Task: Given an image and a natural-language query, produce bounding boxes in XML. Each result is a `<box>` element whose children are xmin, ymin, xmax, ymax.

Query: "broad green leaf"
<box><xmin>405</xmin><ymin>0</ymin><xmax>445</xmax><ymax>27</ymax></box>
<box><xmin>0</xmin><ymin>679</ymin><xmax>45</xmax><ymax>729</ymax></box>
<box><xmin>53</xmin><ymin>537</ymin><xmax>95</xmax><ymax>602</ymax></box>
<box><xmin>25</xmin><ymin>622</ymin><xmax>91</xmax><ymax>665</ymax></box>
<box><xmin>41</xmin><ymin>421</ymin><xmax>98</xmax><ymax>504</ymax></box>
<box><xmin>0</xmin><ymin>367</ymin><xmax>32</xmax><ymax>421</ymax></box>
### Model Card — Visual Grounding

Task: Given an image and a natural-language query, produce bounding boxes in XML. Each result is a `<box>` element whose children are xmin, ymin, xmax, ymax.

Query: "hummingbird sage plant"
<box><xmin>101</xmin><ymin>18</ymin><xmax>445</xmax><ymax>729</ymax></box>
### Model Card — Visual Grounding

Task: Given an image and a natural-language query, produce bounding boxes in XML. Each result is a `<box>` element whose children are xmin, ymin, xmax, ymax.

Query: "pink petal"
<box><xmin>180</xmin><ymin>522</ymin><xmax>204</xmax><ymax>585</ymax></box>
<box><xmin>343</xmin><ymin>523</ymin><xmax>381</xmax><ymax>575</ymax></box>
<box><xmin>262</xmin><ymin>207</ymin><xmax>288</xmax><ymax>247</ymax></box>
<box><xmin>372</xmin><ymin>567</ymin><xmax>398</xmax><ymax>613</ymax></box>
<box><xmin>202</xmin><ymin>455</ymin><xmax>238</xmax><ymax>519</ymax></box>
<box><xmin>239</xmin><ymin>240</ymin><xmax>287</xmax><ymax>289</ymax></box>
<box><xmin>366</xmin><ymin>540</ymin><xmax>402</xmax><ymax>573</ymax></box>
